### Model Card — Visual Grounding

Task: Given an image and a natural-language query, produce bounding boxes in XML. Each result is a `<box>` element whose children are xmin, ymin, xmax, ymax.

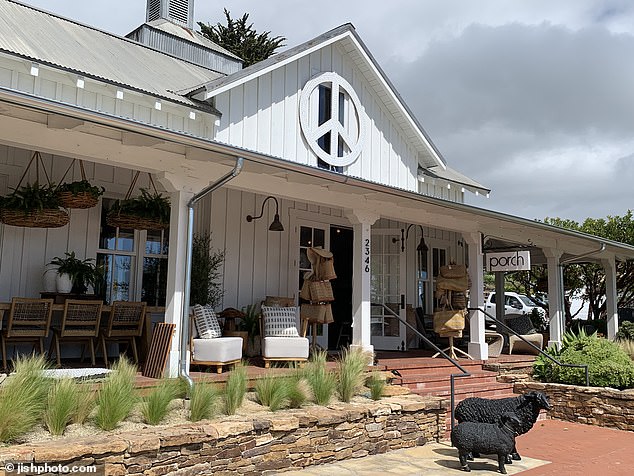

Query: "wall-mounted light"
<box><xmin>393</xmin><ymin>224</ymin><xmax>428</xmax><ymax>273</ymax></box>
<box><xmin>246</xmin><ymin>196</ymin><xmax>284</xmax><ymax>231</ymax></box>
<box><xmin>30</xmin><ymin>63</ymin><xmax>39</xmax><ymax>76</ymax></box>
<box><xmin>76</xmin><ymin>76</ymin><xmax>85</xmax><ymax>89</ymax></box>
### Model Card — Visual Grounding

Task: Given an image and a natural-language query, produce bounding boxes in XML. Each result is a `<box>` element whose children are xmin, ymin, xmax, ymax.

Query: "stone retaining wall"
<box><xmin>0</xmin><ymin>395</ymin><xmax>447</xmax><ymax>475</ymax></box>
<box><xmin>515</xmin><ymin>381</ymin><xmax>634</xmax><ymax>431</ymax></box>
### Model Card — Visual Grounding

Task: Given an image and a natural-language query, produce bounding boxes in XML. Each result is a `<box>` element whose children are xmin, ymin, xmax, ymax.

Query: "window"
<box><xmin>97</xmin><ymin>198</ymin><xmax>169</xmax><ymax>305</ymax></box>
<box><xmin>316</xmin><ymin>85</ymin><xmax>344</xmax><ymax>173</ymax></box>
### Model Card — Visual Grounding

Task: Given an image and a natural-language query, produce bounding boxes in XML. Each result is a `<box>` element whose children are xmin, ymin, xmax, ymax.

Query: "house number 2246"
<box><xmin>364</xmin><ymin>238</ymin><xmax>370</xmax><ymax>273</ymax></box>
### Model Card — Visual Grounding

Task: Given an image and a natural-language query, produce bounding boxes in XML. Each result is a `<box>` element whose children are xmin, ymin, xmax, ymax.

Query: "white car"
<box><xmin>484</xmin><ymin>292</ymin><xmax>546</xmax><ymax>318</ymax></box>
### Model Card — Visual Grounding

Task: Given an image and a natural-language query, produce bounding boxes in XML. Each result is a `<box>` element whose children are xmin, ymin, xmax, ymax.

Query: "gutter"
<box><xmin>178</xmin><ymin>157</ymin><xmax>244</xmax><ymax>390</ymax></box>
<box><xmin>560</xmin><ymin>243</ymin><xmax>606</xmax><ymax>265</ymax></box>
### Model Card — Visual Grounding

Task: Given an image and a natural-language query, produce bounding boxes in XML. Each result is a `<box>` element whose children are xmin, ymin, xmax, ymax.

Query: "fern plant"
<box><xmin>108</xmin><ymin>188</ymin><xmax>170</xmax><ymax>223</ymax></box>
<box><xmin>2</xmin><ymin>182</ymin><xmax>60</xmax><ymax>211</ymax></box>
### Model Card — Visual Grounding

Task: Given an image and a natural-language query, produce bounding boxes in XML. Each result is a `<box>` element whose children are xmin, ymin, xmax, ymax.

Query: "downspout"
<box><xmin>178</xmin><ymin>158</ymin><xmax>244</xmax><ymax>390</ymax></box>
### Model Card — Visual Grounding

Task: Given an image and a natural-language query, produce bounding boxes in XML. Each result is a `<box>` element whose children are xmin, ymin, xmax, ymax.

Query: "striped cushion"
<box><xmin>262</xmin><ymin>306</ymin><xmax>300</xmax><ymax>337</ymax></box>
<box><xmin>193</xmin><ymin>305</ymin><xmax>222</xmax><ymax>339</ymax></box>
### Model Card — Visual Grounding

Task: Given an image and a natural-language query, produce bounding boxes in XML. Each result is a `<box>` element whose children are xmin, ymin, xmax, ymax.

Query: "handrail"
<box><xmin>468</xmin><ymin>307</ymin><xmax>589</xmax><ymax>386</ymax></box>
<box><xmin>373</xmin><ymin>303</ymin><xmax>470</xmax><ymax>432</ymax></box>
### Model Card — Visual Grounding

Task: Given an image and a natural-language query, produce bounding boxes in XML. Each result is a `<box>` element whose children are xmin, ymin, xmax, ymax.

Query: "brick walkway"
<box><xmin>283</xmin><ymin>419</ymin><xmax>634</xmax><ymax>475</ymax></box>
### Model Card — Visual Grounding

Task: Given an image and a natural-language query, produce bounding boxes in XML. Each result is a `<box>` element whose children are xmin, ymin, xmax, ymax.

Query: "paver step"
<box><xmin>394</xmin><ymin>368</ymin><xmax>499</xmax><ymax>382</ymax></box>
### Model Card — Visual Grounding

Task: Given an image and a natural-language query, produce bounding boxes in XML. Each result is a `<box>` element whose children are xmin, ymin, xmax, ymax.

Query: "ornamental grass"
<box><xmin>45</xmin><ymin>378</ymin><xmax>79</xmax><ymax>436</ymax></box>
<box><xmin>336</xmin><ymin>347</ymin><xmax>370</xmax><ymax>402</ymax></box>
<box><xmin>189</xmin><ymin>380</ymin><xmax>221</xmax><ymax>422</ymax></box>
<box><xmin>142</xmin><ymin>379</ymin><xmax>180</xmax><ymax>425</ymax></box>
<box><xmin>224</xmin><ymin>362</ymin><xmax>248</xmax><ymax>415</ymax></box>
<box><xmin>94</xmin><ymin>357</ymin><xmax>137</xmax><ymax>430</ymax></box>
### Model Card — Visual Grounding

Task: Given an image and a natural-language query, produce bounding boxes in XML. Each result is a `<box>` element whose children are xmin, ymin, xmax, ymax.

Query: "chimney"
<box><xmin>146</xmin><ymin>0</ymin><xmax>194</xmax><ymax>29</ymax></box>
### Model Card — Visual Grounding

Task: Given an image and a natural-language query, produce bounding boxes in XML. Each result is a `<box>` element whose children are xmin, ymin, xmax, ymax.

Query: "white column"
<box><xmin>464</xmin><ymin>232</ymin><xmax>487</xmax><ymax>360</ymax></box>
<box><xmin>602</xmin><ymin>256</ymin><xmax>618</xmax><ymax>340</ymax></box>
<box><xmin>544</xmin><ymin>249</ymin><xmax>564</xmax><ymax>349</ymax></box>
<box><xmin>163</xmin><ymin>189</ymin><xmax>194</xmax><ymax>377</ymax></box>
<box><xmin>346</xmin><ymin>209</ymin><xmax>380</xmax><ymax>356</ymax></box>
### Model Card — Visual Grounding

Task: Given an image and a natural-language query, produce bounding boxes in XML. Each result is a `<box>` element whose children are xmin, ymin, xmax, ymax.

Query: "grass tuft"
<box><xmin>94</xmin><ymin>357</ymin><xmax>137</xmax><ymax>431</ymax></box>
<box><xmin>224</xmin><ymin>362</ymin><xmax>248</xmax><ymax>415</ymax></box>
<box><xmin>45</xmin><ymin>378</ymin><xmax>79</xmax><ymax>436</ymax></box>
<box><xmin>336</xmin><ymin>348</ymin><xmax>370</xmax><ymax>402</ymax></box>
<box><xmin>303</xmin><ymin>350</ymin><xmax>336</xmax><ymax>406</ymax></box>
<box><xmin>189</xmin><ymin>380</ymin><xmax>220</xmax><ymax>422</ymax></box>
<box><xmin>0</xmin><ymin>354</ymin><xmax>51</xmax><ymax>442</ymax></box>
<box><xmin>366</xmin><ymin>371</ymin><xmax>386</xmax><ymax>401</ymax></box>
<box><xmin>287</xmin><ymin>376</ymin><xmax>310</xmax><ymax>409</ymax></box>
<box><xmin>255</xmin><ymin>375</ymin><xmax>290</xmax><ymax>411</ymax></box>
<box><xmin>73</xmin><ymin>388</ymin><xmax>96</xmax><ymax>425</ymax></box>
<box><xmin>141</xmin><ymin>379</ymin><xmax>179</xmax><ymax>425</ymax></box>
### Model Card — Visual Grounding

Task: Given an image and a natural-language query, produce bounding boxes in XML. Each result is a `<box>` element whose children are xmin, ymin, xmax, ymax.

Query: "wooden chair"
<box><xmin>100</xmin><ymin>301</ymin><xmax>146</xmax><ymax>366</ymax></box>
<box><xmin>189</xmin><ymin>315</ymin><xmax>242</xmax><ymax>374</ymax></box>
<box><xmin>49</xmin><ymin>299</ymin><xmax>103</xmax><ymax>367</ymax></box>
<box><xmin>1</xmin><ymin>297</ymin><xmax>53</xmax><ymax>370</ymax></box>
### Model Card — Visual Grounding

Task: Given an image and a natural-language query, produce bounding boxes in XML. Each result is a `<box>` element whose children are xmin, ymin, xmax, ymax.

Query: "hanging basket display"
<box><xmin>106</xmin><ymin>172</ymin><xmax>170</xmax><ymax>231</ymax></box>
<box><xmin>0</xmin><ymin>151</ymin><xmax>70</xmax><ymax>229</ymax></box>
<box><xmin>0</xmin><ymin>208</ymin><xmax>69</xmax><ymax>228</ymax></box>
<box><xmin>56</xmin><ymin>159</ymin><xmax>104</xmax><ymax>209</ymax></box>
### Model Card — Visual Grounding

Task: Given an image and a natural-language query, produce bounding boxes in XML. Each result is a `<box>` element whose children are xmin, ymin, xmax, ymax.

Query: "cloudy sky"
<box><xmin>19</xmin><ymin>0</ymin><xmax>634</xmax><ymax>222</ymax></box>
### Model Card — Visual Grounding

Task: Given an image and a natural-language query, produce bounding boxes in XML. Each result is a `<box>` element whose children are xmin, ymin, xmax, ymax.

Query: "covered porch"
<box><xmin>1</xmin><ymin>84</ymin><xmax>634</xmax><ymax>376</ymax></box>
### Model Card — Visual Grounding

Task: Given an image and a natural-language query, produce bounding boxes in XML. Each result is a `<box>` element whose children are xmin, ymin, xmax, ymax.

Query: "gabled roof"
<box><xmin>419</xmin><ymin>165</ymin><xmax>490</xmax><ymax>195</ymax></box>
<box><xmin>187</xmin><ymin>23</ymin><xmax>448</xmax><ymax>170</ymax></box>
<box><xmin>0</xmin><ymin>0</ymin><xmax>221</xmax><ymax>107</ymax></box>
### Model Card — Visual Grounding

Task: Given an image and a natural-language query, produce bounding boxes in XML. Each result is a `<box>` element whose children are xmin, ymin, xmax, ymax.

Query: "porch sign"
<box><xmin>486</xmin><ymin>250</ymin><xmax>531</xmax><ymax>272</ymax></box>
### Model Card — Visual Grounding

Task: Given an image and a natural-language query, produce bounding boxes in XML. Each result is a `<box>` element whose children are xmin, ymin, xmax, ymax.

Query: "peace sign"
<box><xmin>299</xmin><ymin>72</ymin><xmax>366</xmax><ymax>168</ymax></box>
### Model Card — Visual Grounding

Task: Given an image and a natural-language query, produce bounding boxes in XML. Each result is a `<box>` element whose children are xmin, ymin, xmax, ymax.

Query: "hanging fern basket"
<box><xmin>0</xmin><ymin>151</ymin><xmax>70</xmax><ymax>229</ymax></box>
<box><xmin>106</xmin><ymin>171</ymin><xmax>170</xmax><ymax>231</ymax></box>
<box><xmin>56</xmin><ymin>160</ymin><xmax>103</xmax><ymax>209</ymax></box>
<box><xmin>0</xmin><ymin>208</ymin><xmax>69</xmax><ymax>228</ymax></box>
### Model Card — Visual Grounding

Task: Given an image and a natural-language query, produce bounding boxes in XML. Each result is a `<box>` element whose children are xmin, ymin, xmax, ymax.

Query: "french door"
<box><xmin>370</xmin><ymin>230</ymin><xmax>406</xmax><ymax>350</ymax></box>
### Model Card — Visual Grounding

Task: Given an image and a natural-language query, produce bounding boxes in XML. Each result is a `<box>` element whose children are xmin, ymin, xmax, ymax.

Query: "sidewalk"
<box><xmin>281</xmin><ymin>419</ymin><xmax>634</xmax><ymax>475</ymax></box>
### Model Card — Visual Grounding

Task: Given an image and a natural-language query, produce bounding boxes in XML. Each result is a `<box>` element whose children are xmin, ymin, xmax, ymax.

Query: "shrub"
<box><xmin>303</xmin><ymin>350</ymin><xmax>336</xmax><ymax>406</ymax></box>
<box><xmin>366</xmin><ymin>372</ymin><xmax>386</xmax><ymax>401</ymax></box>
<box><xmin>142</xmin><ymin>379</ymin><xmax>179</xmax><ymax>425</ymax></box>
<box><xmin>224</xmin><ymin>362</ymin><xmax>248</xmax><ymax>415</ymax></box>
<box><xmin>336</xmin><ymin>348</ymin><xmax>370</xmax><ymax>403</ymax></box>
<box><xmin>535</xmin><ymin>330</ymin><xmax>634</xmax><ymax>389</ymax></box>
<box><xmin>255</xmin><ymin>375</ymin><xmax>289</xmax><ymax>411</ymax></box>
<box><xmin>616</xmin><ymin>321</ymin><xmax>634</xmax><ymax>341</ymax></box>
<box><xmin>189</xmin><ymin>380</ymin><xmax>220</xmax><ymax>422</ymax></box>
<box><xmin>45</xmin><ymin>378</ymin><xmax>79</xmax><ymax>436</ymax></box>
<box><xmin>94</xmin><ymin>357</ymin><xmax>137</xmax><ymax>430</ymax></box>
<box><xmin>287</xmin><ymin>377</ymin><xmax>310</xmax><ymax>408</ymax></box>
<box><xmin>0</xmin><ymin>355</ymin><xmax>51</xmax><ymax>442</ymax></box>
<box><xmin>617</xmin><ymin>339</ymin><xmax>634</xmax><ymax>360</ymax></box>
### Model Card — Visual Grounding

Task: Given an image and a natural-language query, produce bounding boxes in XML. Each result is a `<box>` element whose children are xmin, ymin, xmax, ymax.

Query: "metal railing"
<box><xmin>468</xmin><ymin>307</ymin><xmax>589</xmax><ymax>386</ymax></box>
<box><xmin>373</xmin><ymin>303</ymin><xmax>471</xmax><ymax>432</ymax></box>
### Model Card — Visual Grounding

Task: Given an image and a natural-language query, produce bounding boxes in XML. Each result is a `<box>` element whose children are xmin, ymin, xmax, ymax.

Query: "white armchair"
<box><xmin>260</xmin><ymin>305</ymin><xmax>309</xmax><ymax>368</ymax></box>
<box><xmin>190</xmin><ymin>305</ymin><xmax>242</xmax><ymax>373</ymax></box>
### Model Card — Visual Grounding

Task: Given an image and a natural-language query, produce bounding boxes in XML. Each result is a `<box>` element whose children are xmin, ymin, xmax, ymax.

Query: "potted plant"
<box><xmin>239</xmin><ymin>303</ymin><xmax>261</xmax><ymax>357</ymax></box>
<box><xmin>0</xmin><ymin>182</ymin><xmax>69</xmax><ymax>228</ymax></box>
<box><xmin>57</xmin><ymin>179</ymin><xmax>104</xmax><ymax>209</ymax></box>
<box><xmin>106</xmin><ymin>188</ymin><xmax>170</xmax><ymax>230</ymax></box>
<box><xmin>49</xmin><ymin>251</ymin><xmax>102</xmax><ymax>294</ymax></box>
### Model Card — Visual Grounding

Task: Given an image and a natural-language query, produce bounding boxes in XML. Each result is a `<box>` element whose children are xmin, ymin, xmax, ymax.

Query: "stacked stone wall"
<box><xmin>515</xmin><ymin>381</ymin><xmax>634</xmax><ymax>431</ymax></box>
<box><xmin>0</xmin><ymin>395</ymin><xmax>446</xmax><ymax>475</ymax></box>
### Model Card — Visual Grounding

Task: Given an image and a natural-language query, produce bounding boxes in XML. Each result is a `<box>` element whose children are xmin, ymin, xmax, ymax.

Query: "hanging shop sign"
<box><xmin>486</xmin><ymin>250</ymin><xmax>531</xmax><ymax>272</ymax></box>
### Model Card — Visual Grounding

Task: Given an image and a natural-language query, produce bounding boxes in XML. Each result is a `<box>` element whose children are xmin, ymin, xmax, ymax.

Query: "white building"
<box><xmin>1</xmin><ymin>0</ymin><xmax>633</xmax><ymax>375</ymax></box>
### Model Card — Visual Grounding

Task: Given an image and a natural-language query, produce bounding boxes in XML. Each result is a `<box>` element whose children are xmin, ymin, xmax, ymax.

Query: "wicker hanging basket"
<box><xmin>106</xmin><ymin>171</ymin><xmax>170</xmax><ymax>231</ymax></box>
<box><xmin>0</xmin><ymin>151</ymin><xmax>70</xmax><ymax>229</ymax></box>
<box><xmin>0</xmin><ymin>208</ymin><xmax>69</xmax><ymax>228</ymax></box>
<box><xmin>56</xmin><ymin>160</ymin><xmax>103</xmax><ymax>209</ymax></box>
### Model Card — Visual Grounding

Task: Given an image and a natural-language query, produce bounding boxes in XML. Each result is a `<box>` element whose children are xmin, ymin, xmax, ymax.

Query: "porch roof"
<box><xmin>1</xmin><ymin>84</ymin><xmax>633</xmax><ymax>265</ymax></box>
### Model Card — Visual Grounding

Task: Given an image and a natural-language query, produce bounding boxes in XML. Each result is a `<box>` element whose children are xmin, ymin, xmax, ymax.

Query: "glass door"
<box><xmin>370</xmin><ymin>230</ymin><xmax>406</xmax><ymax>350</ymax></box>
<box><xmin>297</xmin><ymin>222</ymin><xmax>330</xmax><ymax>349</ymax></box>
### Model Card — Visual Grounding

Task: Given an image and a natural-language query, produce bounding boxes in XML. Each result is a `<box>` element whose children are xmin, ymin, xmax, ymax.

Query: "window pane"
<box><xmin>145</xmin><ymin>229</ymin><xmax>163</xmax><ymax>255</ymax></box>
<box><xmin>300</xmin><ymin>226</ymin><xmax>312</xmax><ymax>247</ymax></box>
<box><xmin>117</xmin><ymin>228</ymin><xmax>135</xmax><ymax>252</ymax></box>
<box><xmin>112</xmin><ymin>255</ymin><xmax>132</xmax><ymax>302</ymax></box>
<box><xmin>96</xmin><ymin>254</ymin><xmax>112</xmax><ymax>303</ymax></box>
<box><xmin>142</xmin><ymin>257</ymin><xmax>167</xmax><ymax>306</ymax></box>
<box><xmin>318</xmin><ymin>85</ymin><xmax>331</xmax><ymax>126</ymax></box>
<box><xmin>299</xmin><ymin>248</ymin><xmax>310</xmax><ymax>269</ymax></box>
<box><xmin>313</xmin><ymin>229</ymin><xmax>325</xmax><ymax>248</ymax></box>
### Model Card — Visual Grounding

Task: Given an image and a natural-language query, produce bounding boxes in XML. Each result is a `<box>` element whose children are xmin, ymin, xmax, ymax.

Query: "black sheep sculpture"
<box><xmin>451</xmin><ymin>412</ymin><xmax>522</xmax><ymax>474</ymax></box>
<box><xmin>454</xmin><ymin>391</ymin><xmax>551</xmax><ymax>461</ymax></box>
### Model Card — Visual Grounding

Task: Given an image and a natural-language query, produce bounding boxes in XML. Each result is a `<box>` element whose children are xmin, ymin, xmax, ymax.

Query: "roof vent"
<box><xmin>146</xmin><ymin>0</ymin><xmax>193</xmax><ymax>29</ymax></box>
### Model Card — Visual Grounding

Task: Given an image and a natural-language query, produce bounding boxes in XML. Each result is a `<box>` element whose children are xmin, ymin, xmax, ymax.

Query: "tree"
<box><xmin>544</xmin><ymin>211</ymin><xmax>634</xmax><ymax>322</ymax></box>
<box><xmin>198</xmin><ymin>9</ymin><xmax>285</xmax><ymax>67</ymax></box>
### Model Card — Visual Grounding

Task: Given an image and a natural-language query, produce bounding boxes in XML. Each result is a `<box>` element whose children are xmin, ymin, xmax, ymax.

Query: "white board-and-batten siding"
<box><xmin>213</xmin><ymin>43</ymin><xmax>420</xmax><ymax>193</ymax></box>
